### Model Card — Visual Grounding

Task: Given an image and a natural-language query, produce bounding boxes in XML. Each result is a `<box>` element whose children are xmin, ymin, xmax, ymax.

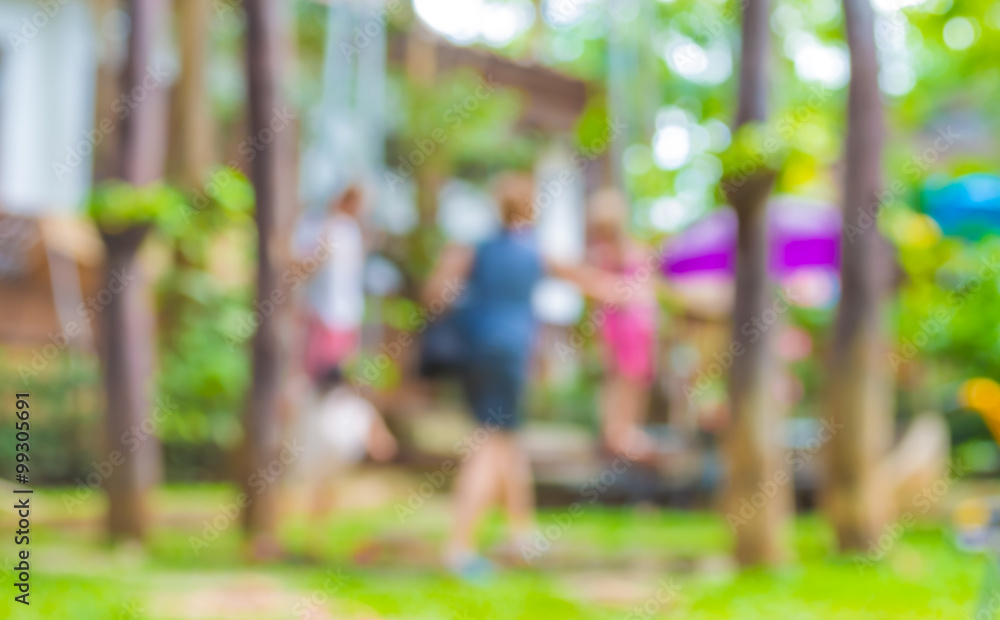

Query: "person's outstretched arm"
<box><xmin>423</xmin><ymin>244</ymin><xmax>474</xmax><ymax>307</ymax></box>
<box><xmin>546</xmin><ymin>259</ymin><xmax>623</xmax><ymax>306</ymax></box>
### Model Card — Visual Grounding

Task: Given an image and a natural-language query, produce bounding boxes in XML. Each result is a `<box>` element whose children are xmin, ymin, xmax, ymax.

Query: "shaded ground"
<box><xmin>0</xmin><ymin>479</ymin><xmax>990</xmax><ymax>619</ymax></box>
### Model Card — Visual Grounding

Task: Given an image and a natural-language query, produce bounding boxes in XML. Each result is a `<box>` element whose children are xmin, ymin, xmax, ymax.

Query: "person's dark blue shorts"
<box><xmin>461</xmin><ymin>351</ymin><xmax>525</xmax><ymax>431</ymax></box>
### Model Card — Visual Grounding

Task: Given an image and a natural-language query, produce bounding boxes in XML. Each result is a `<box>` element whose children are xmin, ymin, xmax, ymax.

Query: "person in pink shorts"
<box><xmin>569</xmin><ymin>188</ymin><xmax>659</xmax><ymax>461</ymax></box>
<box><xmin>293</xmin><ymin>183</ymin><xmax>368</xmax><ymax>381</ymax></box>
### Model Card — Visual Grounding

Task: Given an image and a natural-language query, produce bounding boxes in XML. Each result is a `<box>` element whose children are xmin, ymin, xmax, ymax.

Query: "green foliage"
<box><xmin>291</xmin><ymin>0</ymin><xmax>333</xmax><ymax>112</ymax></box>
<box><xmin>153</xmin><ymin>172</ymin><xmax>256</xmax><ymax>468</ymax></box>
<box><xmin>574</xmin><ymin>95</ymin><xmax>609</xmax><ymax>146</ymax></box>
<box><xmin>383</xmin><ymin>68</ymin><xmax>538</xmax><ymax>282</ymax></box>
<box><xmin>719</xmin><ymin>121</ymin><xmax>791</xmax><ymax>184</ymax></box>
<box><xmin>161</xmin><ymin>167</ymin><xmax>255</xmax><ymax>252</ymax></box>
<box><xmin>896</xmin><ymin>234</ymin><xmax>1000</xmax><ymax>374</ymax></box>
<box><xmin>0</xmin><ymin>352</ymin><xmax>102</xmax><ymax>484</ymax></box>
<box><xmin>393</xmin><ymin>69</ymin><xmax>536</xmax><ymax>176</ymax></box>
<box><xmin>155</xmin><ymin>287</ymin><xmax>251</xmax><ymax>448</ymax></box>
<box><xmin>87</xmin><ymin>181</ymin><xmax>186</xmax><ymax>233</ymax></box>
<box><xmin>382</xmin><ymin>296</ymin><xmax>422</xmax><ymax>331</ymax></box>
<box><xmin>888</xmin><ymin>209</ymin><xmax>1000</xmax><ymax>450</ymax></box>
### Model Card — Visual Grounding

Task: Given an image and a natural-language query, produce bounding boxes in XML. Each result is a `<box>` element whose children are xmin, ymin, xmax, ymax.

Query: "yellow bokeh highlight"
<box><xmin>782</xmin><ymin>156</ymin><xmax>816</xmax><ymax>190</ymax></box>
<box><xmin>893</xmin><ymin>212</ymin><xmax>942</xmax><ymax>249</ymax></box>
<box><xmin>960</xmin><ymin>377</ymin><xmax>1000</xmax><ymax>417</ymax></box>
<box><xmin>960</xmin><ymin>377</ymin><xmax>1000</xmax><ymax>445</ymax></box>
<box><xmin>954</xmin><ymin>498</ymin><xmax>990</xmax><ymax>529</ymax></box>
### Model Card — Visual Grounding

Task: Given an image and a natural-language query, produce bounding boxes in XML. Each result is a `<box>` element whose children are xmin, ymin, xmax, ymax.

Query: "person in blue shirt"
<box><xmin>423</xmin><ymin>172</ymin><xmax>547</xmax><ymax>578</ymax></box>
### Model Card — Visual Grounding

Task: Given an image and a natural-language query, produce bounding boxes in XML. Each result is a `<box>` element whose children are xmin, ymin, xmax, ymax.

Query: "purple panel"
<box><xmin>669</xmin><ymin>252</ymin><xmax>734</xmax><ymax>275</ymax></box>
<box><xmin>660</xmin><ymin>200</ymin><xmax>842</xmax><ymax>280</ymax></box>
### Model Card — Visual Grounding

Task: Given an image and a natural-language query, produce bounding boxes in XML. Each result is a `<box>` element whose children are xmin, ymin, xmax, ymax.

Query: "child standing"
<box><xmin>571</xmin><ymin>188</ymin><xmax>659</xmax><ymax>461</ymax></box>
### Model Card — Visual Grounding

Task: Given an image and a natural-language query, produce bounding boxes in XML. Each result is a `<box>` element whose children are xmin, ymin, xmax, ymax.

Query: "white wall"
<box><xmin>0</xmin><ymin>0</ymin><xmax>96</xmax><ymax>214</ymax></box>
<box><xmin>532</xmin><ymin>144</ymin><xmax>585</xmax><ymax>326</ymax></box>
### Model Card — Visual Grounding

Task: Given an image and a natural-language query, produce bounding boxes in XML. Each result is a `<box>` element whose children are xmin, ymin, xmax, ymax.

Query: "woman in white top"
<box><xmin>297</xmin><ymin>183</ymin><xmax>368</xmax><ymax>380</ymax></box>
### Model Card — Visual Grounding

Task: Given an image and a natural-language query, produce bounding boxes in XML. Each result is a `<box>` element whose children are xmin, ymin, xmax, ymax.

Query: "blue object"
<box><xmin>922</xmin><ymin>173</ymin><xmax>1000</xmax><ymax>240</ymax></box>
<box><xmin>446</xmin><ymin>553</ymin><xmax>495</xmax><ymax>583</ymax></box>
<box><xmin>457</xmin><ymin>229</ymin><xmax>543</xmax><ymax>430</ymax></box>
<box><xmin>953</xmin><ymin>496</ymin><xmax>1000</xmax><ymax>617</ymax></box>
<box><xmin>418</xmin><ymin>312</ymin><xmax>468</xmax><ymax>379</ymax></box>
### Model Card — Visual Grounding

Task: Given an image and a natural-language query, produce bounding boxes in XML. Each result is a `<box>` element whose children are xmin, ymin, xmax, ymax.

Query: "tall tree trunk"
<box><xmin>721</xmin><ymin>0</ymin><xmax>791</xmax><ymax>567</ymax></box>
<box><xmin>91</xmin><ymin>0</ymin><xmax>122</xmax><ymax>182</ymax></box>
<box><xmin>825</xmin><ymin>0</ymin><xmax>894</xmax><ymax>551</ymax></box>
<box><xmin>103</xmin><ymin>0</ymin><xmax>165</xmax><ymax>542</ymax></box>
<box><xmin>170</xmin><ymin>0</ymin><xmax>213</xmax><ymax>189</ymax></box>
<box><xmin>161</xmin><ymin>0</ymin><xmax>213</xmax><ymax>346</ymax></box>
<box><xmin>118</xmin><ymin>0</ymin><xmax>168</xmax><ymax>187</ymax></box>
<box><xmin>102</xmin><ymin>227</ymin><xmax>157</xmax><ymax>541</ymax></box>
<box><xmin>403</xmin><ymin>26</ymin><xmax>443</xmax><ymax>278</ymax></box>
<box><xmin>241</xmin><ymin>0</ymin><xmax>287</xmax><ymax>557</ymax></box>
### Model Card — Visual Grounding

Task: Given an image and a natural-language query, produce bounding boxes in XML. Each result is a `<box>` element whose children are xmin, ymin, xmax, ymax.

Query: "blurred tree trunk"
<box><xmin>118</xmin><ymin>0</ymin><xmax>169</xmax><ymax>186</ymax></box>
<box><xmin>101</xmin><ymin>227</ymin><xmax>157</xmax><ymax>541</ymax></box>
<box><xmin>169</xmin><ymin>0</ymin><xmax>213</xmax><ymax>188</ymax></box>
<box><xmin>403</xmin><ymin>26</ymin><xmax>444</xmax><ymax>279</ymax></box>
<box><xmin>824</xmin><ymin>0</ymin><xmax>895</xmax><ymax>551</ymax></box>
<box><xmin>91</xmin><ymin>0</ymin><xmax>122</xmax><ymax>181</ymax></box>
<box><xmin>721</xmin><ymin>0</ymin><xmax>791</xmax><ymax>567</ymax></box>
<box><xmin>241</xmin><ymin>0</ymin><xmax>287</xmax><ymax>558</ymax></box>
<box><xmin>102</xmin><ymin>0</ymin><xmax>166</xmax><ymax>542</ymax></box>
<box><xmin>162</xmin><ymin>0</ymin><xmax>214</xmax><ymax>344</ymax></box>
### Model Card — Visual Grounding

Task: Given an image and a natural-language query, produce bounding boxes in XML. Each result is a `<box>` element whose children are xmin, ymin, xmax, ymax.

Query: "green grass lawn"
<box><xmin>0</xmin><ymin>485</ymin><xmax>990</xmax><ymax>619</ymax></box>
